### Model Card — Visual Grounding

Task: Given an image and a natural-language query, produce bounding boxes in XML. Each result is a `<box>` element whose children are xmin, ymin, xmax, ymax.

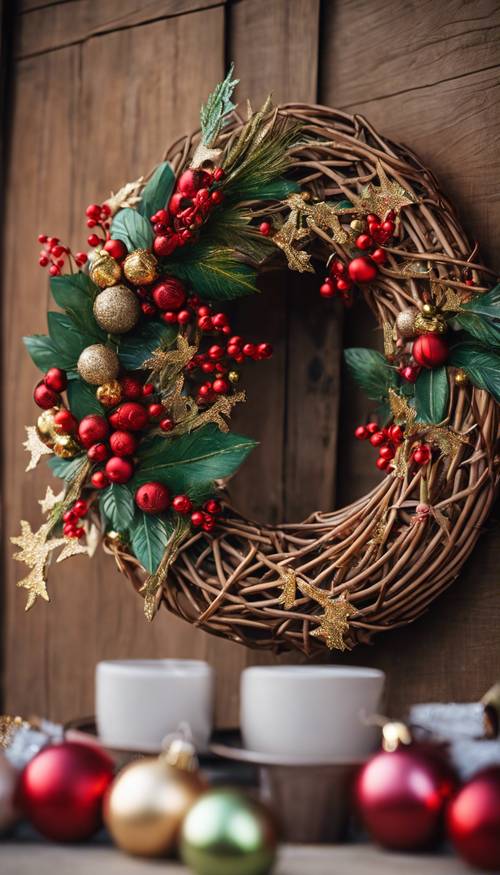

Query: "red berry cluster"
<box><xmin>412</xmin><ymin>443</ymin><xmax>432</xmax><ymax>466</ymax></box>
<box><xmin>187</xmin><ymin>336</ymin><xmax>272</xmax><ymax>405</ymax></box>
<box><xmin>33</xmin><ymin>368</ymin><xmax>68</xmax><ymax>409</ymax></box>
<box><xmin>398</xmin><ymin>364</ymin><xmax>420</xmax><ymax>384</ymax></box>
<box><xmin>354</xmin><ymin>421</ymin><xmax>404</xmax><ymax>471</ymax></box>
<box><xmin>85</xmin><ymin>202</ymin><xmax>112</xmax><ymax>248</ymax></box>
<box><xmin>134</xmin><ymin>482</ymin><xmax>222</xmax><ymax>532</ymax></box>
<box><xmin>62</xmin><ymin>499</ymin><xmax>88</xmax><ymax>539</ymax></box>
<box><xmin>135</xmin><ymin>275</ymin><xmax>195</xmax><ymax>323</ymax></box>
<box><xmin>190</xmin><ymin>499</ymin><xmax>222</xmax><ymax>533</ymax></box>
<box><xmin>319</xmin><ymin>212</ymin><xmax>396</xmax><ymax>300</ymax></box>
<box><xmin>38</xmin><ymin>236</ymin><xmax>87</xmax><ymax>276</ymax></box>
<box><xmin>320</xmin><ymin>258</ymin><xmax>354</xmax><ymax>301</ymax></box>
<box><xmin>151</xmin><ymin>167</ymin><xmax>225</xmax><ymax>258</ymax></box>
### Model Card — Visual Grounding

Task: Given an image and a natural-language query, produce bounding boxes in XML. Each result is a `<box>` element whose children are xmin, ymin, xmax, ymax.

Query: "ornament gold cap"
<box><xmin>162</xmin><ymin>730</ymin><xmax>198</xmax><ymax>772</ymax></box>
<box><xmin>382</xmin><ymin>721</ymin><xmax>412</xmax><ymax>752</ymax></box>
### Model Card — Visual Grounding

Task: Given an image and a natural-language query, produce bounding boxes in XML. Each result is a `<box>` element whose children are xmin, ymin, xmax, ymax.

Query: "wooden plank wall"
<box><xmin>2</xmin><ymin>0</ymin><xmax>499</xmax><ymax>727</ymax></box>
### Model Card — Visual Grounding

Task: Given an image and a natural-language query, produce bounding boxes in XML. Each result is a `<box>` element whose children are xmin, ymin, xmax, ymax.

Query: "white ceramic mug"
<box><xmin>96</xmin><ymin>659</ymin><xmax>214</xmax><ymax>753</ymax></box>
<box><xmin>240</xmin><ymin>665</ymin><xmax>385</xmax><ymax>762</ymax></box>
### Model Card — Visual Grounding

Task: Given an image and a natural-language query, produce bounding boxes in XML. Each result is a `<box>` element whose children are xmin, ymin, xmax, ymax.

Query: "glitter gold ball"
<box><xmin>52</xmin><ymin>434</ymin><xmax>80</xmax><ymax>458</ymax></box>
<box><xmin>228</xmin><ymin>370</ymin><xmax>240</xmax><ymax>384</ymax></box>
<box><xmin>421</xmin><ymin>302</ymin><xmax>437</xmax><ymax>317</ymax></box>
<box><xmin>395</xmin><ymin>308</ymin><xmax>418</xmax><ymax>339</ymax></box>
<box><xmin>123</xmin><ymin>249</ymin><xmax>158</xmax><ymax>285</ymax></box>
<box><xmin>77</xmin><ymin>344</ymin><xmax>120</xmax><ymax>385</ymax></box>
<box><xmin>454</xmin><ymin>369</ymin><xmax>469</xmax><ymax>385</ymax></box>
<box><xmin>96</xmin><ymin>380</ymin><xmax>123</xmax><ymax>408</ymax></box>
<box><xmin>350</xmin><ymin>218</ymin><xmax>365</xmax><ymax>232</ymax></box>
<box><xmin>89</xmin><ymin>250</ymin><xmax>122</xmax><ymax>289</ymax></box>
<box><xmin>414</xmin><ymin>313</ymin><xmax>447</xmax><ymax>335</ymax></box>
<box><xmin>93</xmin><ymin>286</ymin><xmax>140</xmax><ymax>334</ymax></box>
<box><xmin>36</xmin><ymin>407</ymin><xmax>58</xmax><ymax>445</ymax></box>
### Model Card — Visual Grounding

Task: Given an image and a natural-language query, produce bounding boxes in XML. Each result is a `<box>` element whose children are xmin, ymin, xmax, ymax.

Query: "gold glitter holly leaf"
<box><xmin>11</xmin><ymin>521</ymin><xmax>66</xmax><ymax>610</ymax></box>
<box><xmin>23</xmin><ymin>426</ymin><xmax>53</xmax><ymax>472</ymax></box>
<box><xmin>143</xmin><ymin>334</ymin><xmax>197</xmax><ymax>378</ymax></box>
<box><xmin>273</xmin><ymin>193</ymin><xmax>349</xmax><ymax>274</ymax></box>
<box><xmin>38</xmin><ymin>486</ymin><xmax>65</xmax><ymax>515</ymax></box>
<box><xmin>432</xmin><ymin>281</ymin><xmax>468</xmax><ymax>313</ymax></box>
<box><xmin>273</xmin><ymin>214</ymin><xmax>312</xmax><ymax>273</ymax></box>
<box><xmin>56</xmin><ymin>538</ymin><xmax>89</xmax><ymax>563</ymax></box>
<box><xmin>383</xmin><ymin>322</ymin><xmax>397</xmax><ymax>360</ymax></box>
<box><xmin>423</xmin><ymin>425</ymin><xmax>469</xmax><ymax>458</ymax></box>
<box><xmin>141</xmin><ymin>519</ymin><xmax>191</xmax><ymax>621</ymax></box>
<box><xmin>388</xmin><ymin>388</ymin><xmax>417</xmax><ymax>435</ymax></box>
<box><xmin>299</xmin><ymin>580</ymin><xmax>354</xmax><ymax>651</ymax></box>
<box><xmin>172</xmin><ymin>391</ymin><xmax>246</xmax><ymax>435</ymax></box>
<box><xmin>276</xmin><ymin>567</ymin><xmax>298</xmax><ymax>610</ymax></box>
<box><xmin>355</xmin><ymin>161</ymin><xmax>415</xmax><ymax>219</ymax></box>
<box><xmin>105</xmin><ymin>177</ymin><xmax>144</xmax><ymax>215</ymax></box>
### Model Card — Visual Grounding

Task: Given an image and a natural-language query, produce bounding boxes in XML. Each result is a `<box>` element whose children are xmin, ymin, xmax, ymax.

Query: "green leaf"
<box><xmin>48</xmin><ymin>453</ymin><xmax>87</xmax><ymax>482</ymax></box>
<box><xmin>100</xmin><ymin>483</ymin><xmax>135</xmax><ymax>530</ymax></box>
<box><xmin>167</xmin><ymin>246</ymin><xmax>258</xmax><ymax>300</ymax></box>
<box><xmin>333</xmin><ymin>199</ymin><xmax>354</xmax><ymax>210</ymax></box>
<box><xmin>130</xmin><ymin>511</ymin><xmax>174</xmax><ymax>573</ymax></box>
<box><xmin>133</xmin><ymin>423</ymin><xmax>256</xmax><ymax>493</ymax></box>
<box><xmin>456</xmin><ymin>284</ymin><xmax>500</xmax><ymax>346</ymax></box>
<box><xmin>67</xmin><ymin>376</ymin><xmax>105</xmax><ymax>419</ymax></box>
<box><xmin>111</xmin><ymin>208</ymin><xmax>153</xmax><ymax>252</ymax></box>
<box><xmin>47</xmin><ymin>312</ymin><xmax>98</xmax><ymax>367</ymax></box>
<box><xmin>50</xmin><ymin>273</ymin><xmax>104</xmax><ymax>340</ymax></box>
<box><xmin>449</xmin><ymin>342</ymin><xmax>500</xmax><ymax>402</ymax></box>
<box><xmin>255</xmin><ymin>178</ymin><xmax>300</xmax><ymax>200</ymax></box>
<box><xmin>344</xmin><ymin>348</ymin><xmax>397</xmax><ymax>401</ymax></box>
<box><xmin>118</xmin><ymin>320</ymin><xmax>177</xmax><ymax>370</ymax></box>
<box><xmin>23</xmin><ymin>335</ymin><xmax>61</xmax><ymax>371</ymax></box>
<box><xmin>414</xmin><ymin>366</ymin><xmax>450</xmax><ymax>424</ymax></box>
<box><xmin>137</xmin><ymin>162</ymin><xmax>176</xmax><ymax>219</ymax></box>
<box><xmin>200</xmin><ymin>63</ymin><xmax>239</xmax><ymax>147</ymax></box>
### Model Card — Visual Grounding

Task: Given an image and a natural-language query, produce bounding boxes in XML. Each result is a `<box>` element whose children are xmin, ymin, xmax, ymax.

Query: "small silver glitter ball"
<box><xmin>93</xmin><ymin>285</ymin><xmax>140</xmax><ymax>334</ymax></box>
<box><xmin>395</xmin><ymin>308</ymin><xmax>418</xmax><ymax>339</ymax></box>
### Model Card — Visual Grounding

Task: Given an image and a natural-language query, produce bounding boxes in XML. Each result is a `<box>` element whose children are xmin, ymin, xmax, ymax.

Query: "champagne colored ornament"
<box><xmin>123</xmin><ymin>249</ymin><xmax>158</xmax><ymax>285</ymax></box>
<box><xmin>228</xmin><ymin>370</ymin><xmax>240</xmax><ymax>384</ymax></box>
<box><xmin>77</xmin><ymin>344</ymin><xmax>119</xmax><ymax>385</ymax></box>
<box><xmin>181</xmin><ymin>788</ymin><xmax>278</xmax><ymax>875</ymax></box>
<box><xmin>52</xmin><ymin>433</ymin><xmax>81</xmax><ymax>459</ymax></box>
<box><xmin>96</xmin><ymin>379</ymin><xmax>123</xmax><ymax>408</ymax></box>
<box><xmin>447</xmin><ymin>767</ymin><xmax>500</xmax><ymax>871</ymax></box>
<box><xmin>414</xmin><ymin>312</ymin><xmax>447</xmax><ymax>335</ymax></box>
<box><xmin>93</xmin><ymin>286</ymin><xmax>140</xmax><ymax>334</ymax></box>
<box><xmin>395</xmin><ymin>308</ymin><xmax>418</xmax><ymax>339</ymax></box>
<box><xmin>0</xmin><ymin>752</ymin><xmax>19</xmax><ymax>835</ymax></box>
<box><xmin>90</xmin><ymin>250</ymin><xmax>122</xmax><ymax>288</ymax></box>
<box><xmin>454</xmin><ymin>369</ymin><xmax>469</xmax><ymax>386</ymax></box>
<box><xmin>104</xmin><ymin>736</ymin><xmax>206</xmax><ymax>858</ymax></box>
<box><xmin>36</xmin><ymin>407</ymin><xmax>59</xmax><ymax>446</ymax></box>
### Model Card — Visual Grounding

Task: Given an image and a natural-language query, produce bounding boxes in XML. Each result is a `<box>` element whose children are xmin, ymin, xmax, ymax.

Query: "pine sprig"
<box><xmin>200</xmin><ymin>63</ymin><xmax>239</xmax><ymax>147</ymax></box>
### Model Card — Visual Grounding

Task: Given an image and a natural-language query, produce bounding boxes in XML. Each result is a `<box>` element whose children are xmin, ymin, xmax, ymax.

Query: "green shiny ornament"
<box><xmin>180</xmin><ymin>789</ymin><xmax>278</xmax><ymax>875</ymax></box>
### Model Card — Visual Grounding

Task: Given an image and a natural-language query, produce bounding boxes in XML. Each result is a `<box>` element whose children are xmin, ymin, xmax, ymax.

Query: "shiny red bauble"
<box><xmin>105</xmin><ymin>456</ymin><xmax>134</xmax><ymax>484</ymax></box>
<box><xmin>91</xmin><ymin>471</ymin><xmax>108</xmax><ymax>489</ymax></box>
<box><xmin>113</xmin><ymin>402</ymin><xmax>149</xmax><ymax>432</ymax></box>
<box><xmin>172</xmin><ymin>494</ymin><xmax>192</xmax><ymax>514</ymax></box>
<box><xmin>120</xmin><ymin>375</ymin><xmax>143</xmax><ymax>400</ymax></box>
<box><xmin>348</xmin><ymin>256</ymin><xmax>378</xmax><ymax>284</ymax></box>
<box><xmin>177</xmin><ymin>168</ymin><xmax>209</xmax><ymax>197</ymax></box>
<box><xmin>153</xmin><ymin>235</ymin><xmax>177</xmax><ymax>257</ymax></box>
<box><xmin>151</xmin><ymin>277</ymin><xmax>186</xmax><ymax>311</ymax></box>
<box><xmin>109</xmin><ymin>430</ymin><xmax>138</xmax><ymax>457</ymax></box>
<box><xmin>412</xmin><ymin>333</ymin><xmax>449</xmax><ymax>368</ymax></box>
<box><xmin>18</xmin><ymin>741</ymin><xmax>114</xmax><ymax>842</ymax></box>
<box><xmin>87</xmin><ymin>442</ymin><xmax>108</xmax><ymax>462</ymax></box>
<box><xmin>33</xmin><ymin>382</ymin><xmax>60</xmax><ymax>410</ymax></box>
<box><xmin>448</xmin><ymin>767</ymin><xmax>500</xmax><ymax>871</ymax></box>
<box><xmin>103</xmin><ymin>238</ymin><xmax>127</xmax><ymax>260</ymax></box>
<box><xmin>53</xmin><ymin>409</ymin><xmax>78</xmax><ymax>434</ymax></box>
<box><xmin>44</xmin><ymin>367</ymin><xmax>67</xmax><ymax>392</ymax></box>
<box><xmin>135</xmin><ymin>481</ymin><xmax>170</xmax><ymax>513</ymax></box>
<box><xmin>355</xmin><ymin>746</ymin><xmax>456</xmax><ymax>851</ymax></box>
<box><xmin>78</xmin><ymin>414</ymin><xmax>109</xmax><ymax>448</ymax></box>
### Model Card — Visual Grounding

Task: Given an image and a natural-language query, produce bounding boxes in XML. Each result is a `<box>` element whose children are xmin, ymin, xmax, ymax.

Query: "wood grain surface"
<box><xmin>2</xmin><ymin>0</ymin><xmax>499</xmax><ymax>726</ymax></box>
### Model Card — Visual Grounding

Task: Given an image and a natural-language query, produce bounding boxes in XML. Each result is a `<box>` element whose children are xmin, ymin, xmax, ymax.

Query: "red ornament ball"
<box><xmin>172</xmin><ymin>494</ymin><xmax>192</xmax><ymax>514</ymax></box>
<box><xmin>448</xmin><ymin>767</ymin><xmax>500</xmax><ymax>871</ymax></box>
<box><xmin>114</xmin><ymin>402</ymin><xmax>149</xmax><ymax>432</ymax></box>
<box><xmin>135</xmin><ymin>481</ymin><xmax>170</xmax><ymax>513</ymax></box>
<box><xmin>109</xmin><ymin>430</ymin><xmax>138</xmax><ymax>457</ymax></box>
<box><xmin>348</xmin><ymin>256</ymin><xmax>378</xmax><ymax>284</ymax></box>
<box><xmin>103</xmin><ymin>238</ymin><xmax>127</xmax><ymax>260</ymax></box>
<box><xmin>87</xmin><ymin>442</ymin><xmax>108</xmax><ymax>462</ymax></box>
<box><xmin>105</xmin><ymin>456</ymin><xmax>134</xmax><ymax>484</ymax></box>
<box><xmin>355</xmin><ymin>746</ymin><xmax>456</xmax><ymax>851</ymax></box>
<box><xmin>412</xmin><ymin>333</ymin><xmax>449</xmax><ymax>368</ymax></box>
<box><xmin>151</xmin><ymin>277</ymin><xmax>186</xmax><ymax>311</ymax></box>
<box><xmin>44</xmin><ymin>367</ymin><xmax>67</xmax><ymax>392</ymax></box>
<box><xmin>177</xmin><ymin>169</ymin><xmax>209</xmax><ymax>197</ymax></box>
<box><xmin>78</xmin><ymin>414</ymin><xmax>109</xmax><ymax>449</ymax></box>
<box><xmin>53</xmin><ymin>409</ymin><xmax>78</xmax><ymax>434</ymax></box>
<box><xmin>18</xmin><ymin>741</ymin><xmax>114</xmax><ymax>842</ymax></box>
<box><xmin>33</xmin><ymin>382</ymin><xmax>60</xmax><ymax>410</ymax></box>
<box><xmin>91</xmin><ymin>471</ymin><xmax>108</xmax><ymax>489</ymax></box>
<box><xmin>120</xmin><ymin>375</ymin><xmax>143</xmax><ymax>400</ymax></box>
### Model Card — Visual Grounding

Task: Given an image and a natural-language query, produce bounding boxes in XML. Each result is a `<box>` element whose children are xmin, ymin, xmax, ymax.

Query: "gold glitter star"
<box><xmin>11</xmin><ymin>520</ymin><xmax>66</xmax><ymax>610</ymax></box>
<box><xmin>425</xmin><ymin>425</ymin><xmax>469</xmax><ymax>457</ymax></box>
<box><xmin>276</xmin><ymin>567</ymin><xmax>297</xmax><ymax>609</ymax></box>
<box><xmin>356</xmin><ymin>161</ymin><xmax>414</xmax><ymax>218</ymax></box>
<box><xmin>273</xmin><ymin>193</ymin><xmax>348</xmax><ymax>273</ymax></box>
<box><xmin>143</xmin><ymin>334</ymin><xmax>197</xmax><ymax>375</ymax></box>
<box><xmin>388</xmin><ymin>389</ymin><xmax>417</xmax><ymax>433</ymax></box>
<box><xmin>56</xmin><ymin>538</ymin><xmax>89</xmax><ymax>563</ymax></box>
<box><xmin>433</xmin><ymin>282</ymin><xmax>467</xmax><ymax>312</ymax></box>
<box><xmin>310</xmin><ymin>599</ymin><xmax>354</xmax><ymax>651</ymax></box>
<box><xmin>38</xmin><ymin>486</ymin><xmax>65</xmax><ymax>515</ymax></box>
<box><xmin>23</xmin><ymin>426</ymin><xmax>52</xmax><ymax>472</ymax></box>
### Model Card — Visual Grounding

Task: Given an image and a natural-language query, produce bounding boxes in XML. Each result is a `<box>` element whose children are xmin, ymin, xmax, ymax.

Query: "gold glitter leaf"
<box><xmin>273</xmin><ymin>193</ymin><xmax>349</xmax><ymax>274</ymax></box>
<box><xmin>388</xmin><ymin>389</ymin><xmax>417</xmax><ymax>434</ymax></box>
<box><xmin>383</xmin><ymin>322</ymin><xmax>397</xmax><ymax>359</ymax></box>
<box><xmin>23</xmin><ymin>427</ymin><xmax>53</xmax><ymax>472</ymax></box>
<box><xmin>11</xmin><ymin>521</ymin><xmax>66</xmax><ymax>610</ymax></box>
<box><xmin>355</xmin><ymin>161</ymin><xmax>415</xmax><ymax>218</ymax></box>
<box><xmin>39</xmin><ymin>486</ymin><xmax>65</xmax><ymax>515</ymax></box>
<box><xmin>56</xmin><ymin>538</ymin><xmax>89</xmax><ymax>563</ymax></box>
<box><xmin>310</xmin><ymin>599</ymin><xmax>354</xmax><ymax>652</ymax></box>
<box><xmin>276</xmin><ymin>567</ymin><xmax>297</xmax><ymax>609</ymax></box>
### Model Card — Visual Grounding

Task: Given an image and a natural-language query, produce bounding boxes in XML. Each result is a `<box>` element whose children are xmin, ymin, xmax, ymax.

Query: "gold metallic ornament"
<box><xmin>414</xmin><ymin>312</ymin><xmax>447</xmax><ymax>335</ymax></box>
<box><xmin>123</xmin><ymin>249</ymin><xmax>159</xmax><ymax>285</ymax></box>
<box><xmin>228</xmin><ymin>370</ymin><xmax>240</xmax><ymax>384</ymax></box>
<box><xmin>421</xmin><ymin>302</ymin><xmax>437</xmax><ymax>317</ymax></box>
<box><xmin>104</xmin><ymin>736</ymin><xmax>206</xmax><ymax>858</ymax></box>
<box><xmin>36</xmin><ymin>407</ymin><xmax>59</xmax><ymax>445</ymax></box>
<box><xmin>454</xmin><ymin>369</ymin><xmax>469</xmax><ymax>386</ymax></box>
<box><xmin>181</xmin><ymin>789</ymin><xmax>278</xmax><ymax>875</ymax></box>
<box><xmin>93</xmin><ymin>286</ymin><xmax>140</xmax><ymax>334</ymax></box>
<box><xmin>52</xmin><ymin>434</ymin><xmax>80</xmax><ymax>459</ymax></box>
<box><xmin>89</xmin><ymin>250</ymin><xmax>122</xmax><ymax>289</ymax></box>
<box><xmin>96</xmin><ymin>379</ymin><xmax>123</xmax><ymax>408</ymax></box>
<box><xmin>395</xmin><ymin>308</ymin><xmax>418</xmax><ymax>339</ymax></box>
<box><xmin>77</xmin><ymin>344</ymin><xmax>120</xmax><ymax>385</ymax></box>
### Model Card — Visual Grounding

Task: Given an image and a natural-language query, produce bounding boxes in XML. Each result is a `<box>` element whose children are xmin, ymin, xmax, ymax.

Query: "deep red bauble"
<box><xmin>103</xmin><ymin>238</ymin><xmax>127</xmax><ymax>260</ymax></box>
<box><xmin>18</xmin><ymin>741</ymin><xmax>114</xmax><ymax>842</ymax></box>
<box><xmin>135</xmin><ymin>481</ymin><xmax>170</xmax><ymax>513</ymax></box>
<box><xmin>109</xmin><ymin>430</ymin><xmax>138</xmax><ymax>457</ymax></box>
<box><xmin>355</xmin><ymin>747</ymin><xmax>456</xmax><ymax>851</ymax></box>
<box><xmin>78</xmin><ymin>414</ymin><xmax>109</xmax><ymax>448</ymax></box>
<box><xmin>114</xmin><ymin>402</ymin><xmax>149</xmax><ymax>432</ymax></box>
<box><xmin>120</xmin><ymin>375</ymin><xmax>143</xmax><ymax>400</ymax></box>
<box><xmin>153</xmin><ymin>235</ymin><xmax>177</xmax><ymax>257</ymax></box>
<box><xmin>53</xmin><ymin>409</ymin><xmax>78</xmax><ymax>434</ymax></box>
<box><xmin>91</xmin><ymin>471</ymin><xmax>108</xmax><ymax>489</ymax></box>
<box><xmin>33</xmin><ymin>382</ymin><xmax>60</xmax><ymax>410</ymax></box>
<box><xmin>348</xmin><ymin>256</ymin><xmax>378</xmax><ymax>284</ymax></box>
<box><xmin>448</xmin><ymin>767</ymin><xmax>500</xmax><ymax>871</ymax></box>
<box><xmin>44</xmin><ymin>367</ymin><xmax>67</xmax><ymax>392</ymax></box>
<box><xmin>87</xmin><ymin>442</ymin><xmax>108</xmax><ymax>462</ymax></box>
<box><xmin>151</xmin><ymin>277</ymin><xmax>186</xmax><ymax>311</ymax></box>
<box><xmin>177</xmin><ymin>169</ymin><xmax>209</xmax><ymax>197</ymax></box>
<box><xmin>105</xmin><ymin>456</ymin><xmax>134</xmax><ymax>484</ymax></box>
<box><xmin>412</xmin><ymin>333</ymin><xmax>449</xmax><ymax>368</ymax></box>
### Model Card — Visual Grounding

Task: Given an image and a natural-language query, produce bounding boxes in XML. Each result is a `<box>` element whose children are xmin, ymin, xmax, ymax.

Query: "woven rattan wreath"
<box><xmin>16</xmin><ymin>73</ymin><xmax>500</xmax><ymax>656</ymax></box>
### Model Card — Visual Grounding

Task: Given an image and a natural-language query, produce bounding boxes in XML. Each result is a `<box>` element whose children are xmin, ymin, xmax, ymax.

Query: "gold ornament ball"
<box><xmin>97</xmin><ymin>379</ymin><xmax>123</xmax><ymax>408</ymax></box>
<box><xmin>395</xmin><ymin>308</ymin><xmax>418</xmax><ymax>339</ymax></box>
<box><xmin>414</xmin><ymin>312</ymin><xmax>447</xmax><ymax>335</ymax></box>
<box><xmin>93</xmin><ymin>285</ymin><xmax>140</xmax><ymax>334</ymax></box>
<box><xmin>36</xmin><ymin>407</ymin><xmax>59</xmax><ymax>445</ymax></box>
<box><xmin>181</xmin><ymin>789</ymin><xmax>278</xmax><ymax>875</ymax></box>
<box><xmin>421</xmin><ymin>302</ymin><xmax>437</xmax><ymax>317</ymax></box>
<box><xmin>52</xmin><ymin>434</ymin><xmax>80</xmax><ymax>459</ymax></box>
<box><xmin>90</xmin><ymin>250</ymin><xmax>122</xmax><ymax>289</ymax></box>
<box><xmin>123</xmin><ymin>249</ymin><xmax>159</xmax><ymax>286</ymax></box>
<box><xmin>350</xmin><ymin>218</ymin><xmax>365</xmax><ymax>232</ymax></box>
<box><xmin>77</xmin><ymin>344</ymin><xmax>120</xmax><ymax>386</ymax></box>
<box><xmin>454</xmin><ymin>369</ymin><xmax>469</xmax><ymax>386</ymax></box>
<box><xmin>228</xmin><ymin>370</ymin><xmax>240</xmax><ymax>384</ymax></box>
<box><xmin>104</xmin><ymin>743</ymin><xmax>206</xmax><ymax>858</ymax></box>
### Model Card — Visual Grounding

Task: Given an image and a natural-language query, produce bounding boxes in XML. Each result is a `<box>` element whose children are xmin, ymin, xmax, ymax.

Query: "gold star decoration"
<box><xmin>23</xmin><ymin>426</ymin><xmax>52</xmax><ymax>472</ymax></box>
<box><xmin>276</xmin><ymin>567</ymin><xmax>297</xmax><ymax>609</ymax></box>
<box><xmin>56</xmin><ymin>538</ymin><xmax>89</xmax><ymax>563</ymax></box>
<box><xmin>38</xmin><ymin>486</ymin><xmax>65</xmax><ymax>515</ymax></box>
<box><xmin>383</xmin><ymin>322</ymin><xmax>398</xmax><ymax>360</ymax></box>
<box><xmin>297</xmin><ymin>580</ymin><xmax>355</xmax><ymax>651</ymax></box>
<box><xmin>143</xmin><ymin>334</ymin><xmax>197</xmax><ymax>375</ymax></box>
<box><xmin>432</xmin><ymin>281</ymin><xmax>468</xmax><ymax>313</ymax></box>
<box><xmin>355</xmin><ymin>161</ymin><xmax>415</xmax><ymax>219</ymax></box>
<box><xmin>273</xmin><ymin>193</ymin><xmax>349</xmax><ymax>273</ymax></box>
<box><xmin>11</xmin><ymin>521</ymin><xmax>66</xmax><ymax>610</ymax></box>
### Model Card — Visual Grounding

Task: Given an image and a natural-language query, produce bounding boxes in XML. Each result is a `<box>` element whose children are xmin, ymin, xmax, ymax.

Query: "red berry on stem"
<box><xmin>162</xmin><ymin>311</ymin><xmax>179</xmax><ymax>325</ymax></box>
<box><xmin>53</xmin><ymin>409</ymin><xmax>78</xmax><ymax>434</ymax></box>
<box><xmin>257</xmin><ymin>342</ymin><xmax>273</xmax><ymax>359</ymax></box>
<box><xmin>148</xmin><ymin>403</ymin><xmax>164</xmax><ymax>419</ymax></box>
<box><xmin>153</xmin><ymin>235</ymin><xmax>178</xmax><ymax>257</ymax></box>
<box><xmin>135</xmin><ymin>482</ymin><xmax>170</xmax><ymax>513</ymax></box>
<box><xmin>389</xmin><ymin>425</ymin><xmax>404</xmax><ymax>444</ymax></box>
<box><xmin>78</xmin><ymin>414</ymin><xmax>109</xmax><ymax>448</ymax></box>
<box><xmin>413</xmin><ymin>444</ymin><xmax>432</xmax><ymax>466</ymax></box>
<box><xmin>63</xmin><ymin>510</ymin><xmax>78</xmax><ymax>524</ymax></box>
<box><xmin>379</xmin><ymin>445</ymin><xmax>395</xmax><ymax>461</ymax></box>
<box><xmin>376</xmin><ymin>457</ymin><xmax>389</xmax><ymax>471</ymax></box>
<box><xmin>191</xmin><ymin>510</ymin><xmax>204</xmax><ymax>527</ymax></box>
<box><xmin>114</xmin><ymin>402</ymin><xmax>149</xmax><ymax>432</ymax></box>
<box><xmin>337</xmin><ymin>278</ymin><xmax>352</xmax><ymax>293</ymax></box>
<box><xmin>105</xmin><ymin>456</ymin><xmax>134</xmax><ymax>484</ymax></box>
<box><xmin>356</xmin><ymin>234</ymin><xmax>373</xmax><ymax>250</ymax></box>
<box><xmin>172</xmin><ymin>495</ymin><xmax>192</xmax><ymax>514</ymax></box>
<box><xmin>91</xmin><ymin>471</ymin><xmax>108</xmax><ymax>489</ymax></box>
<box><xmin>87</xmin><ymin>234</ymin><xmax>100</xmax><ymax>247</ymax></box>
<box><xmin>204</xmin><ymin>499</ymin><xmax>221</xmax><ymax>515</ymax></box>
<box><xmin>198</xmin><ymin>315</ymin><xmax>213</xmax><ymax>331</ymax></box>
<box><xmin>103</xmin><ymin>239</ymin><xmax>127</xmax><ymax>260</ymax></box>
<box><xmin>87</xmin><ymin>442</ymin><xmax>108</xmax><ymax>462</ymax></box>
<box><xmin>354</xmin><ymin>426</ymin><xmax>368</xmax><ymax>440</ymax></box>
<box><xmin>208</xmin><ymin>345</ymin><xmax>224</xmax><ymax>361</ymax></box>
<box><xmin>348</xmin><ymin>257</ymin><xmax>378</xmax><ymax>284</ymax></box>
<box><xmin>412</xmin><ymin>334</ymin><xmax>449</xmax><ymax>368</ymax></box>
<box><xmin>259</xmin><ymin>221</ymin><xmax>272</xmax><ymax>236</ymax></box>
<box><xmin>400</xmin><ymin>365</ymin><xmax>419</xmax><ymax>383</ymax></box>
<box><xmin>142</xmin><ymin>302</ymin><xmax>157</xmax><ymax>317</ymax></box>
<box><xmin>213</xmin><ymin>378</ymin><xmax>229</xmax><ymax>395</ymax></box>
<box><xmin>177</xmin><ymin>169</ymin><xmax>208</xmax><ymax>197</ymax></box>
<box><xmin>44</xmin><ymin>367</ymin><xmax>67</xmax><ymax>393</ymax></box>
<box><xmin>366</xmin><ymin>422</ymin><xmax>379</xmax><ymax>435</ymax></box>
<box><xmin>371</xmin><ymin>248</ymin><xmax>387</xmax><ymax>265</ymax></box>
<box><xmin>142</xmin><ymin>383</ymin><xmax>154</xmax><ymax>397</ymax></box>
<box><xmin>370</xmin><ymin>431</ymin><xmax>385</xmax><ymax>447</ymax></box>
<box><xmin>109</xmin><ymin>431</ymin><xmax>138</xmax><ymax>457</ymax></box>
<box><xmin>211</xmin><ymin>190</ymin><xmax>224</xmax><ymax>205</ymax></box>
<box><xmin>320</xmin><ymin>281</ymin><xmax>335</xmax><ymax>298</ymax></box>
<box><xmin>177</xmin><ymin>309</ymin><xmax>191</xmax><ymax>325</ymax></box>
<box><xmin>242</xmin><ymin>343</ymin><xmax>256</xmax><ymax>358</ymax></box>
<box><xmin>73</xmin><ymin>500</ymin><xmax>88</xmax><ymax>517</ymax></box>
<box><xmin>86</xmin><ymin>204</ymin><xmax>101</xmax><ymax>219</ymax></box>
<box><xmin>160</xmin><ymin>418</ymin><xmax>174</xmax><ymax>432</ymax></box>
<box><xmin>33</xmin><ymin>382</ymin><xmax>60</xmax><ymax>410</ymax></box>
